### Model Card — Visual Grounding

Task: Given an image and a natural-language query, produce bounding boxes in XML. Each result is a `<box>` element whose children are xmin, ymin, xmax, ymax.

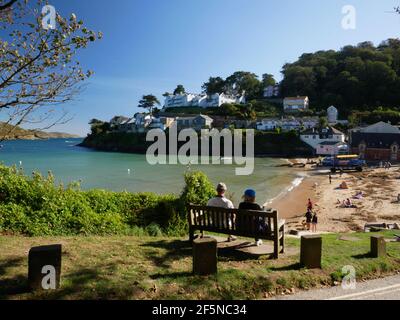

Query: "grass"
<box><xmin>0</xmin><ymin>231</ymin><xmax>399</xmax><ymax>300</ymax></box>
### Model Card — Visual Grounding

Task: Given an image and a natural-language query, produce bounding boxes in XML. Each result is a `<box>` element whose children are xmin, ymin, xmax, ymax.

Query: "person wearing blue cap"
<box><xmin>238</xmin><ymin>189</ymin><xmax>265</xmax><ymax>246</ymax></box>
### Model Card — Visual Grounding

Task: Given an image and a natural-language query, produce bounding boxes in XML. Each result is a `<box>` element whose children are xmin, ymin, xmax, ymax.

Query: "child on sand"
<box><xmin>305</xmin><ymin>208</ymin><xmax>313</xmax><ymax>231</ymax></box>
<box><xmin>312</xmin><ymin>212</ymin><xmax>318</xmax><ymax>233</ymax></box>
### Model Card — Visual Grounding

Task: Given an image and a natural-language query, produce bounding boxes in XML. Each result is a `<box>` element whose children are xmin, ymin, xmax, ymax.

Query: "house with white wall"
<box><xmin>300</xmin><ymin>127</ymin><xmax>346</xmax><ymax>150</ymax></box>
<box><xmin>164</xmin><ymin>92</ymin><xmax>245</xmax><ymax>109</ymax></box>
<box><xmin>316</xmin><ymin>141</ymin><xmax>349</xmax><ymax>156</ymax></box>
<box><xmin>283</xmin><ymin>96</ymin><xmax>309</xmax><ymax>112</ymax></box>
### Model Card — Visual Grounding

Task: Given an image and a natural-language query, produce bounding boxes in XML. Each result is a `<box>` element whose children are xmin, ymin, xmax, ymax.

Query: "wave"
<box><xmin>264</xmin><ymin>172</ymin><xmax>308</xmax><ymax>206</ymax></box>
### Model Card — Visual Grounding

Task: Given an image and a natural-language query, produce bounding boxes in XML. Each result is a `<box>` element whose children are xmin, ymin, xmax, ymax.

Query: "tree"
<box><xmin>202</xmin><ymin>77</ymin><xmax>225</xmax><ymax>95</ymax></box>
<box><xmin>89</xmin><ymin>118</ymin><xmax>105</xmax><ymax>135</ymax></box>
<box><xmin>318</xmin><ymin>117</ymin><xmax>329</xmax><ymax>129</ymax></box>
<box><xmin>0</xmin><ymin>0</ymin><xmax>101</xmax><ymax>140</ymax></box>
<box><xmin>173</xmin><ymin>85</ymin><xmax>185</xmax><ymax>95</ymax></box>
<box><xmin>224</xmin><ymin>71</ymin><xmax>263</xmax><ymax>100</ymax></box>
<box><xmin>138</xmin><ymin>95</ymin><xmax>160</xmax><ymax>116</ymax></box>
<box><xmin>261</xmin><ymin>73</ymin><xmax>276</xmax><ymax>87</ymax></box>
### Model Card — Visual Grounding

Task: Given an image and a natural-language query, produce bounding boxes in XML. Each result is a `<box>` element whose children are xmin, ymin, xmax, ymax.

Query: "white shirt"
<box><xmin>207</xmin><ymin>196</ymin><xmax>234</xmax><ymax>209</ymax></box>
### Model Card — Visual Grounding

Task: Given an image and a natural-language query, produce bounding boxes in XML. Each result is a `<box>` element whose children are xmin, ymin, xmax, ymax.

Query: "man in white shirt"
<box><xmin>207</xmin><ymin>183</ymin><xmax>236</xmax><ymax>242</ymax></box>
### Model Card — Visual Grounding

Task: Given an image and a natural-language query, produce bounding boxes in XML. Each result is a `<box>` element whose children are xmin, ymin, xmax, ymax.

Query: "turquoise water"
<box><xmin>0</xmin><ymin>139</ymin><xmax>299</xmax><ymax>206</ymax></box>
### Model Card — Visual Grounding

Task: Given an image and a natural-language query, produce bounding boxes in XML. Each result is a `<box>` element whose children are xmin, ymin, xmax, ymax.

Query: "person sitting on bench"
<box><xmin>238</xmin><ymin>189</ymin><xmax>265</xmax><ymax>247</ymax></box>
<box><xmin>207</xmin><ymin>182</ymin><xmax>236</xmax><ymax>242</ymax></box>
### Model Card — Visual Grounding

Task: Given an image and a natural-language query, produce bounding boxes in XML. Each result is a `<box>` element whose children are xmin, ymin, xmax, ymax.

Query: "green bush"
<box><xmin>0</xmin><ymin>165</ymin><xmax>217</xmax><ymax>237</ymax></box>
<box><xmin>180</xmin><ymin>170</ymin><xmax>216</xmax><ymax>207</ymax></box>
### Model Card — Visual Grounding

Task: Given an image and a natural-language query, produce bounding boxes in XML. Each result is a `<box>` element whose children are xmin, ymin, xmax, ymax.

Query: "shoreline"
<box><xmin>271</xmin><ymin>165</ymin><xmax>400</xmax><ymax>233</ymax></box>
<box><xmin>266</xmin><ymin>168</ymin><xmax>324</xmax><ymax>220</ymax></box>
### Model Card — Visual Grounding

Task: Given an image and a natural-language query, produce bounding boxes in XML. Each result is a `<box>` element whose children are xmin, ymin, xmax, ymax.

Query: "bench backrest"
<box><xmin>187</xmin><ymin>204</ymin><xmax>279</xmax><ymax>239</ymax></box>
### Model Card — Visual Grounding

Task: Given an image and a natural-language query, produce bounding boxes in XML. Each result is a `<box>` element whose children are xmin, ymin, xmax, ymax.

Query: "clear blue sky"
<box><xmin>43</xmin><ymin>0</ymin><xmax>400</xmax><ymax>135</ymax></box>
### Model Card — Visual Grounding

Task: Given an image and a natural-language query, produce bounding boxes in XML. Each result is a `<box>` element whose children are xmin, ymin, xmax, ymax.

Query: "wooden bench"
<box><xmin>187</xmin><ymin>204</ymin><xmax>285</xmax><ymax>259</ymax></box>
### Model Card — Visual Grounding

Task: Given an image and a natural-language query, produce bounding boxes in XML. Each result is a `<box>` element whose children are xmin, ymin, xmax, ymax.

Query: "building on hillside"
<box><xmin>256</xmin><ymin>117</ymin><xmax>319</xmax><ymax>132</ymax></box>
<box><xmin>117</xmin><ymin>118</ymin><xmax>136</xmax><ymax>133</ymax></box>
<box><xmin>164</xmin><ymin>92</ymin><xmax>245</xmax><ymax>109</ymax></box>
<box><xmin>350</xmin><ymin>121</ymin><xmax>400</xmax><ymax>162</ymax></box>
<box><xmin>176</xmin><ymin>114</ymin><xmax>214</xmax><ymax>130</ymax></box>
<box><xmin>316</xmin><ymin>141</ymin><xmax>349</xmax><ymax>156</ymax></box>
<box><xmin>327</xmin><ymin>106</ymin><xmax>338</xmax><ymax>124</ymax></box>
<box><xmin>263</xmin><ymin>85</ymin><xmax>280</xmax><ymax>98</ymax></box>
<box><xmin>300</xmin><ymin>127</ymin><xmax>346</xmax><ymax>150</ymax></box>
<box><xmin>283</xmin><ymin>96</ymin><xmax>309</xmax><ymax>112</ymax></box>
<box><xmin>256</xmin><ymin>118</ymin><xmax>281</xmax><ymax>131</ymax></box>
<box><xmin>110</xmin><ymin>116</ymin><xmax>130</xmax><ymax>127</ymax></box>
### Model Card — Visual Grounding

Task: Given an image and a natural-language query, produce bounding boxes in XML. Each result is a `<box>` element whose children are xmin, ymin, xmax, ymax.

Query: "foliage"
<box><xmin>0</xmin><ymin>0</ymin><xmax>101</xmax><ymax>137</ymax></box>
<box><xmin>202</xmin><ymin>77</ymin><xmax>225</xmax><ymax>95</ymax></box>
<box><xmin>173</xmin><ymin>85</ymin><xmax>186</xmax><ymax>95</ymax></box>
<box><xmin>0</xmin><ymin>164</ymin><xmax>187</xmax><ymax>236</ymax></box>
<box><xmin>280</xmin><ymin>39</ymin><xmax>400</xmax><ymax>114</ymax></box>
<box><xmin>180</xmin><ymin>170</ymin><xmax>216</xmax><ymax>207</ymax></box>
<box><xmin>138</xmin><ymin>94</ymin><xmax>160</xmax><ymax>116</ymax></box>
<box><xmin>349</xmin><ymin>107</ymin><xmax>400</xmax><ymax>126</ymax></box>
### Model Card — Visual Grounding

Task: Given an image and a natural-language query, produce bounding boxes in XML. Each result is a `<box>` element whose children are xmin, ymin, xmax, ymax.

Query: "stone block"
<box><xmin>300</xmin><ymin>235</ymin><xmax>322</xmax><ymax>269</ymax></box>
<box><xmin>193</xmin><ymin>238</ymin><xmax>217</xmax><ymax>276</ymax></box>
<box><xmin>370</xmin><ymin>236</ymin><xmax>386</xmax><ymax>258</ymax></box>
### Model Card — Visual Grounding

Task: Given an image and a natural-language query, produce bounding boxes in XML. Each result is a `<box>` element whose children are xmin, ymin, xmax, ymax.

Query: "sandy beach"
<box><xmin>268</xmin><ymin>161</ymin><xmax>400</xmax><ymax>234</ymax></box>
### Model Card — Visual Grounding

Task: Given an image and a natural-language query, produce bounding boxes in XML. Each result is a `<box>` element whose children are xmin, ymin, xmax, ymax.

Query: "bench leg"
<box><xmin>273</xmin><ymin>237</ymin><xmax>279</xmax><ymax>259</ymax></box>
<box><xmin>280</xmin><ymin>226</ymin><xmax>285</xmax><ymax>254</ymax></box>
<box><xmin>189</xmin><ymin>228</ymin><xmax>195</xmax><ymax>245</ymax></box>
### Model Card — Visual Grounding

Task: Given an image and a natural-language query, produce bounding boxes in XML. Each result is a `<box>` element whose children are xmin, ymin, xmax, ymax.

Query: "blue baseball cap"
<box><xmin>244</xmin><ymin>189</ymin><xmax>256</xmax><ymax>198</ymax></box>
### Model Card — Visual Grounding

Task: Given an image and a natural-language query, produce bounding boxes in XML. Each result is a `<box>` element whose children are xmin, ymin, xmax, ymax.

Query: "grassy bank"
<box><xmin>0</xmin><ymin>231</ymin><xmax>399</xmax><ymax>300</ymax></box>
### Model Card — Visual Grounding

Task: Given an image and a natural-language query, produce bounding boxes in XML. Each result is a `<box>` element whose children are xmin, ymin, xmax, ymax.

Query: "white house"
<box><xmin>164</xmin><ymin>93</ymin><xmax>201</xmax><ymax>108</ymax></box>
<box><xmin>257</xmin><ymin>117</ymin><xmax>319</xmax><ymax>132</ymax></box>
<box><xmin>300</xmin><ymin>127</ymin><xmax>346</xmax><ymax>149</ymax></box>
<box><xmin>283</xmin><ymin>96</ymin><xmax>309</xmax><ymax>112</ymax></box>
<box><xmin>316</xmin><ymin>141</ymin><xmax>349</xmax><ymax>156</ymax></box>
<box><xmin>256</xmin><ymin>118</ymin><xmax>281</xmax><ymax>131</ymax></box>
<box><xmin>164</xmin><ymin>92</ymin><xmax>245</xmax><ymax>109</ymax></box>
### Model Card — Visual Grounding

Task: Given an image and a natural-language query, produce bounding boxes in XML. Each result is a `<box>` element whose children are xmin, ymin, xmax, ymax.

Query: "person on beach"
<box><xmin>305</xmin><ymin>208</ymin><xmax>313</xmax><ymax>231</ymax></box>
<box><xmin>311</xmin><ymin>212</ymin><xmax>318</xmax><ymax>233</ymax></box>
<box><xmin>307</xmin><ymin>198</ymin><xmax>313</xmax><ymax>211</ymax></box>
<box><xmin>329</xmin><ymin>174</ymin><xmax>332</xmax><ymax>185</ymax></box>
<box><xmin>208</xmin><ymin>183</ymin><xmax>236</xmax><ymax>242</ymax></box>
<box><xmin>238</xmin><ymin>189</ymin><xmax>265</xmax><ymax>247</ymax></box>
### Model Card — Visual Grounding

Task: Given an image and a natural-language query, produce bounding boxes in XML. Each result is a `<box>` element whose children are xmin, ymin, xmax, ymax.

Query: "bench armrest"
<box><xmin>278</xmin><ymin>219</ymin><xmax>286</xmax><ymax>229</ymax></box>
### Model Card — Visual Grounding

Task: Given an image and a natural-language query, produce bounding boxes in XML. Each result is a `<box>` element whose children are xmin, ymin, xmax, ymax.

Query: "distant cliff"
<box><xmin>80</xmin><ymin>131</ymin><xmax>314</xmax><ymax>157</ymax></box>
<box><xmin>0</xmin><ymin>122</ymin><xmax>80</xmax><ymax>140</ymax></box>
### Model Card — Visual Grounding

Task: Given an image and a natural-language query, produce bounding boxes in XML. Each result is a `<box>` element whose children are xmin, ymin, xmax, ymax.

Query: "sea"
<box><xmin>0</xmin><ymin>138</ymin><xmax>303</xmax><ymax>206</ymax></box>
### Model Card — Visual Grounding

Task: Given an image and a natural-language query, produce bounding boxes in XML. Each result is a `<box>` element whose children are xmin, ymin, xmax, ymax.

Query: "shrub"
<box><xmin>0</xmin><ymin>165</ymin><xmax>182</xmax><ymax>236</ymax></box>
<box><xmin>180</xmin><ymin>170</ymin><xmax>216</xmax><ymax>206</ymax></box>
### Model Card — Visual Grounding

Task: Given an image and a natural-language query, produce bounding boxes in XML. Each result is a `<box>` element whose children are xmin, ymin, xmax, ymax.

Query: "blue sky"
<box><xmin>27</xmin><ymin>0</ymin><xmax>400</xmax><ymax>135</ymax></box>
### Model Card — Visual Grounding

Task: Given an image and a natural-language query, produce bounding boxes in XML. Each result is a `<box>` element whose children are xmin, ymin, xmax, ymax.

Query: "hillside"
<box><xmin>0</xmin><ymin>122</ymin><xmax>80</xmax><ymax>140</ymax></box>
